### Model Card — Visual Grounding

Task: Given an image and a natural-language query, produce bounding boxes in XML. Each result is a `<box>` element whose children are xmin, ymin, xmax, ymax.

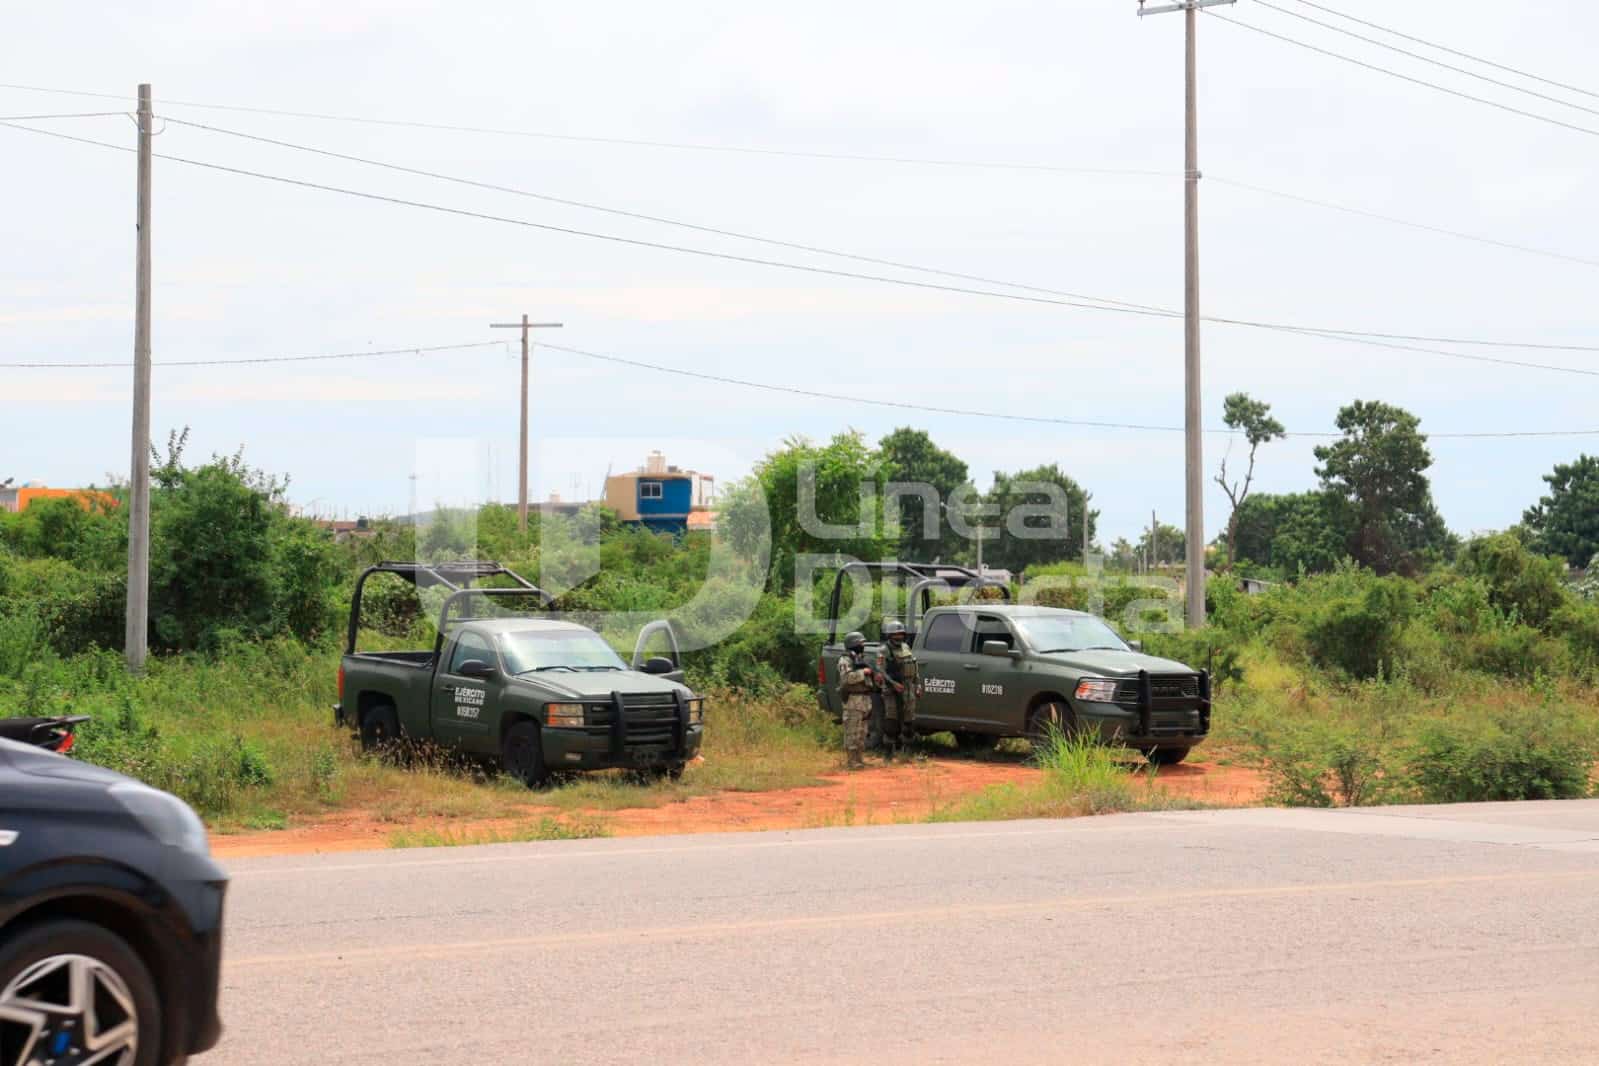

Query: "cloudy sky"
<box><xmin>3</xmin><ymin>0</ymin><xmax>1595</xmax><ymax>544</ymax></box>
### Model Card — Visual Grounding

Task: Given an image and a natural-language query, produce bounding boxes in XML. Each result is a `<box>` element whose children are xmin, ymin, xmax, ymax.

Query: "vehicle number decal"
<box><xmin>455</xmin><ymin>686</ymin><xmax>485</xmax><ymax>719</ymax></box>
<box><xmin>925</xmin><ymin>677</ymin><xmax>956</xmax><ymax>695</ymax></box>
<box><xmin>981</xmin><ymin>684</ymin><xmax>1004</xmax><ymax>696</ymax></box>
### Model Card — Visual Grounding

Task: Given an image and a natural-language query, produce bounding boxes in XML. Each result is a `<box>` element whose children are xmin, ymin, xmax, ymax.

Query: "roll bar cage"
<box><xmin>822</xmin><ymin>561</ymin><xmax>1011</xmax><ymax>644</ymax></box>
<box><xmin>346</xmin><ymin>561</ymin><xmax>555</xmax><ymax>657</ymax></box>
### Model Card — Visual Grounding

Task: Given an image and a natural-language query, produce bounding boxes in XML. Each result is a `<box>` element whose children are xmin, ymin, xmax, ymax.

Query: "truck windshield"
<box><xmin>1014</xmin><ymin>615</ymin><xmax>1129</xmax><ymax>654</ymax></box>
<box><xmin>499</xmin><ymin>630</ymin><xmax>628</xmax><ymax>674</ymax></box>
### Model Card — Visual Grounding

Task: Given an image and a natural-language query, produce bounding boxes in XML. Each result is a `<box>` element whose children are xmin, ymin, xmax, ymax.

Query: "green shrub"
<box><xmin>1455</xmin><ymin>533</ymin><xmax>1571</xmax><ymax>630</ymax></box>
<box><xmin>1140</xmin><ymin>627</ymin><xmax>1244</xmax><ymax>694</ymax></box>
<box><xmin>1408</xmin><ymin>708</ymin><xmax>1594</xmax><ymax>803</ymax></box>
<box><xmin>1302</xmin><ymin>573</ymin><xmax>1416</xmax><ymax>679</ymax></box>
<box><xmin>1463</xmin><ymin>624</ymin><xmax>1565</xmax><ymax>681</ymax></box>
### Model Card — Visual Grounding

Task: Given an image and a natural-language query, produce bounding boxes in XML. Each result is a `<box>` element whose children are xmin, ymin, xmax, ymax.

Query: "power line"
<box><xmin>539</xmin><ymin>341</ymin><xmax>1599</xmax><ymax>440</ymax></box>
<box><xmin>0</xmin><ymin>340</ymin><xmax>504</xmax><ymax>369</ymax></box>
<box><xmin>7</xmin><ymin>118</ymin><xmax>1599</xmax><ymax>382</ymax></box>
<box><xmin>1255</xmin><ymin>0</ymin><xmax>1599</xmax><ymax>119</ymax></box>
<box><xmin>1207</xmin><ymin>176</ymin><xmax>1599</xmax><ymax>272</ymax></box>
<box><xmin>1206</xmin><ymin>10</ymin><xmax>1599</xmax><ymax>139</ymax></box>
<box><xmin>152</xmin><ymin>118</ymin><xmax>1599</xmax><ymax>357</ymax></box>
<box><xmin>161</xmin><ymin>116</ymin><xmax>1165</xmax><ymax>319</ymax></box>
<box><xmin>7</xmin><ymin>81</ymin><xmax>1598</xmax><ymax>274</ymax></box>
<box><xmin>1281</xmin><ymin>0</ymin><xmax>1599</xmax><ymax>102</ymax></box>
<box><xmin>0</xmin><ymin>82</ymin><xmax>1171</xmax><ymax>179</ymax></box>
<box><xmin>0</xmin><ymin>111</ymin><xmax>125</xmax><ymax>121</ymax></box>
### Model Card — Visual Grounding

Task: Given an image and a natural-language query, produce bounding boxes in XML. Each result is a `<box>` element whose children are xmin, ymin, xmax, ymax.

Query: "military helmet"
<box><xmin>881</xmin><ymin>618</ymin><xmax>907</xmax><ymax>641</ymax></box>
<box><xmin>843</xmin><ymin>631</ymin><xmax>867</xmax><ymax>652</ymax></box>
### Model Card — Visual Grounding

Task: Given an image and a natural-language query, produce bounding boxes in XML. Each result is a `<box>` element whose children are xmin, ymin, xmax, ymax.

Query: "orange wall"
<box><xmin>12</xmin><ymin>488</ymin><xmax>119</xmax><ymax>513</ymax></box>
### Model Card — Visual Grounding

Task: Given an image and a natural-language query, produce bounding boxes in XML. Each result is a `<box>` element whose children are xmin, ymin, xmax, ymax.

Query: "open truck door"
<box><xmin>631</xmin><ymin>619</ymin><xmax>686</xmax><ymax>685</ymax></box>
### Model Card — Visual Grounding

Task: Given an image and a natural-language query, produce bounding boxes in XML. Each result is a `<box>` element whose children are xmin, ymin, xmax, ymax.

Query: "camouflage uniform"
<box><xmin>837</xmin><ymin>652</ymin><xmax>875</xmax><ymax>770</ymax></box>
<box><xmin>878</xmin><ymin>639</ymin><xmax>919</xmax><ymax>746</ymax></box>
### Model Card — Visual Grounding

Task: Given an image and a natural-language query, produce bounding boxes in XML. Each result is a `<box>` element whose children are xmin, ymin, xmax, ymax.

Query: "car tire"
<box><xmin>503</xmin><ymin>721</ymin><xmax>550</xmax><ymax>788</ymax></box>
<box><xmin>1143</xmin><ymin>746</ymin><xmax>1191</xmax><ymax>766</ymax></box>
<box><xmin>0</xmin><ymin>919</ymin><xmax>162</xmax><ymax>1066</ymax></box>
<box><xmin>953</xmin><ymin>731</ymin><xmax>999</xmax><ymax>753</ymax></box>
<box><xmin>650</xmin><ymin>761</ymin><xmax>686</xmax><ymax>782</ymax></box>
<box><xmin>359</xmin><ymin>704</ymin><xmax>402</xmax><ymax>758</ymax></box>
<box><xmin>1026</xmin><ymin>701</ymin><xmax>1076</xmax><ymax>747</ymax></box>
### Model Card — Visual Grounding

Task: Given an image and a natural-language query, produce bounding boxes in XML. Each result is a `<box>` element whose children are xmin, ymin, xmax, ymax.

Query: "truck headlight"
<box><xmin>110</xmin><ymin>783</ymin><xmax>210</xmax><ymax>855</ymax></box>
<box><xmin>685</xmin><ymin>697</ymin><xmax>704</xmax><ymax>725</ymax></box>
<box><xmin>1073</xmin><ymin>679</ymin><xmax>1121</xmax><ymax>704</ymax></box>
<box><xmin>545</xmin><ymin>702</ymin><xmax>585</xmax><ymax>727</ymax></box>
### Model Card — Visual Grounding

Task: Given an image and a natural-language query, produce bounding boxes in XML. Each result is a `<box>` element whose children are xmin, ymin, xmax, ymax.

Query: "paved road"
<box><xmin>212</xmin><ymin>801</ymin><xmax>1599</xmax><ymax>1064</ymax></box>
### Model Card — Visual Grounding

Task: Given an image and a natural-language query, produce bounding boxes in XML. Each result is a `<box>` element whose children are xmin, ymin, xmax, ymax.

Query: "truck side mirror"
<box><xmin>980</xmin><ymin>640</ymin><xmax>1017</xmax><ymax>659</ymax></box>
<box><xmin>458</xmin><ymin>659</ymin><xmax>496</xmax><ymax>679</ymax></box>
<box><xmin>1128</xmin><ymin>640</ymin><xmax>1144</xmax><ymax>653</ymax></box>
<box><xmin>641</xmin><ymin>656</ymin><xmax>677</xmax><ymax>675</ymax></box>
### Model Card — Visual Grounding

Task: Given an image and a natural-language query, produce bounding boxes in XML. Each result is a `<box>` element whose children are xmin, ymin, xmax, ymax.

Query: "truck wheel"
<box><xmin>649</xmin><ymin>761</ymin><xmax>686</xmax><ymax>782</ymax></box>
<box><xmin>360</xmin><ymin>704</ymin><xmax>402</xmax><ymax>758</ymax></box>
<box><xmin>0</xmin><ymin>919</ymin><xmax>162</xmax><ymax>1066</ymax></box>
<box><xmin>503</xmin><ymin>721</ymin><xmax>550</xmax><ymax>788</ymax></box>
<box><xmin>1026</xmin><ymin>701</ymin><xmax>1075</xmax><ymax>747</ymax></box>
<box><xmin>1143</xmin><ymin>746</ymin><xmax>1191</xmax><ymax>766</ymax></box>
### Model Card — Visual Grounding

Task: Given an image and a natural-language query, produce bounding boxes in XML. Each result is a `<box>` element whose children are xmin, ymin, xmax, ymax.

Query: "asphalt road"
<box><xmin>212</xmin><ymin>801</ymin><xmax>1599</xmax><ymax>1065</ymax></box>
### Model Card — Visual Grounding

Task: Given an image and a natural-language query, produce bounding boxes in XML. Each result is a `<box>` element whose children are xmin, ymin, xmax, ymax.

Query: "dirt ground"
<box><xmin>211</xmin><ymin>755</ymin><xmax>1268</xmax><ymax>859</ymax></box>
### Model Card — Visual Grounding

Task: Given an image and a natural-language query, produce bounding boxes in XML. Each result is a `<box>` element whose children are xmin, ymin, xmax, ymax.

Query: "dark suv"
<box><xmin>0</xmin><ymin>738</ymin><xmax>227</xmax><ymax>1066</ymax></box>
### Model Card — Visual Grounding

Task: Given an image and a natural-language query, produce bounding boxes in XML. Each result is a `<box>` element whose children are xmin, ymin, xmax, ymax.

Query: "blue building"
<box><xmin>602</xmin><ymin>451</ymin><xmax>716</xmax><ymax>534</ymax></box>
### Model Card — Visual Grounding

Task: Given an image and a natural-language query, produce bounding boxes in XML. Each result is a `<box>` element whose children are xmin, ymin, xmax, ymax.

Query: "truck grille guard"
<box><xmin>605</xmin><ymin>690</ymin><xmax>692</xmax><ymax>757</ymax></box>
<box><xmin>1134</xmin><ymin>668</ymin><xmax>1211</xmax><ymax>737</ymax></box>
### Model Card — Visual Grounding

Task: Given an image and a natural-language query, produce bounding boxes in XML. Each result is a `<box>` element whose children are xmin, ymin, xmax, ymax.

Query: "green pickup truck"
<box><xmin>335</xmin><ymin>562</ymin><xmax>704</xmax><ymax>786</ymax></box>
<box><xmin>817</xmin><ymin>563</ymin><xmax>1210</xmax><ymax>764</ymax></box>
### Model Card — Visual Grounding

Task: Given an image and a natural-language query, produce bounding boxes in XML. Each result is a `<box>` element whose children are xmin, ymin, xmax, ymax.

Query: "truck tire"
<box><xmin>503</xmin><ymin>721</ymin><xmax>550</xmax><ymax>788</ymax></box>
<box><xmin>1142</xmin><ymin>746</ymin><xmax>1191</xmax><ymax>766</ymax></box>
<box><xmin>359</xmin><ymin>704</ymin><xmax>402</xmax><ymax>758</ymax></box>
<box><xmin>0</xmin><ymin>919</ymin><xmax>162</xmax><ymax>1066</ymax></box>
<box><xmin>1026</xmin><ymin>701</ymin><xmax>1075</xmax><ymax>747</ymax></box>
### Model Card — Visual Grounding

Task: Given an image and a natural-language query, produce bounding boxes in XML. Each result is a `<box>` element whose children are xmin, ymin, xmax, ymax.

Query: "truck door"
<box><xmin>967</xmin><ymin>614</ymin><xmax>1022</xmax><ymax>733</ymax></box>
<box><xmin>432</xmin><ymin>629</ymin><xmax>498</xmax><ymax>751</ymax></box>
<box><xmin>913</xmin><ymin>612</ymin><xmax>975</xmax><ymax>729</ymax></box>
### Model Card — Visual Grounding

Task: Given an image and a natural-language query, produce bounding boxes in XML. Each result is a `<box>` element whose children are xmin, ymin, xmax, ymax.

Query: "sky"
<box><xmin>3</xmin><ymin>0</ymin><xmax>1596</xmax><ymax>545</ymax></box>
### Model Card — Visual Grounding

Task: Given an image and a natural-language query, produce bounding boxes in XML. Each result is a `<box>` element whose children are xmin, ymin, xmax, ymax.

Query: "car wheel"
<box><xmin>650</xmin><ymin>762</ymin><xmax>686</xmax><ymax>782</ymax></box>
<box><xmin>1143</xmin><ymin>746</ymin><xmax>1191</xmax><ymax>766</ymax></box>
<box><xmin>359</xmin><ymin>704</ymin><xmax>402</xmax><ymax>758</ymax></box>
<box><xmin>0</xmin><ymin>919</ymin><xmax>161</xmax><ymax>1066</ymax></box>
<box><xmin>502</xmin><ymin>721</ymin><xmax>549</xmax><ymax>788</ymax></box>
<box><xmin>1026</xmin><ymin>701</ymin><xmax>1076</xmax><ymax>747</ymax></box>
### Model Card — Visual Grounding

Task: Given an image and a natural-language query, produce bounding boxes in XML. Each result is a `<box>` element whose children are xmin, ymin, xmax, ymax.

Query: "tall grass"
<box><xmin>929</xmin><ymin>730</ymin><xmax>1191</xmax><ymax>822</ymax></box>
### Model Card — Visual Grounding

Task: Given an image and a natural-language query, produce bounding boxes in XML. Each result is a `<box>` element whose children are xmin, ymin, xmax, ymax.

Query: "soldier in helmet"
<box><xmin>877</xmin><ymin>618</ymin><xmax>919</xmax><ymax>756</ymax></box>
<box><xmin>837</xmin><ymin>631</ymin><xmax>875</xmax><ymax>770</ymax></box>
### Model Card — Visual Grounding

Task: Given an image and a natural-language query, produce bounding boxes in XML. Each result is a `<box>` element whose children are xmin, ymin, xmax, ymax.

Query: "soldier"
<box><xmin>837</xmin><ymin>631</ymin><xmax>875</xmax><ymax>770</ymax></box>
<box><xmin>877</xmin><ymin>618</ymin><xmax>919</xmax><ymax>755</ymax></box>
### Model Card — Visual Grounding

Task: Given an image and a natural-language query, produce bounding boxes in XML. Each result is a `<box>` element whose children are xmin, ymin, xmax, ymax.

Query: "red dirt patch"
<box><xmin>210</xmin><ymin>756</ymin><xmax>1266</xmax><ymax>859</ymax></box>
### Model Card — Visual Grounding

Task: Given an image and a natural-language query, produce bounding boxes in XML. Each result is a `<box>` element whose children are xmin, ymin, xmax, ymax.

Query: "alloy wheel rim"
<box><xmin>1</xmin><ymin>953</ymin><xmax>138</xmax><ymax>1066</ymax></box>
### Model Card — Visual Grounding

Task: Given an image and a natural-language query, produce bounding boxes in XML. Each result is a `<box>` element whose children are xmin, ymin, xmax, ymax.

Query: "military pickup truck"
<box><xmin>817</xmin><ymin>562</ymin><xmax>1210</xmax><ymax>764</ymax></box>
<box><xmin>335</xmin><ymin>562</ymin><xmax>704</xmax><ymax>786</ymax></box>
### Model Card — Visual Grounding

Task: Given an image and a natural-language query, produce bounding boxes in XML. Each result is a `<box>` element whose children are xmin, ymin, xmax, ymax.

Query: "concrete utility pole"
<box><xmin>489</xmin><ymin>315</ymin><xmax>562</xmax><ymax>533</ymax></box>
<box><xmin>1082</xmin><ymin>492</ymin><xmax>1092</xmax><ymax>569</ymax></box>
<box><xmin>1139</xmin><ymin>0</ymin><xmax>1230</xmax><ymax>628</ymax></box>
<box><xmin>125</xmin><ymin>83</ymin><xmax>153</xmax><ymax>673</ymax></box>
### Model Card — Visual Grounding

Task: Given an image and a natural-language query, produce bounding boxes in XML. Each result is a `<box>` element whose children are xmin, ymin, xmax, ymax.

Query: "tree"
<box><xmin>1214</xmin><ymin>392</ymin><xmax>1285</xmax><ymax>570</ymax></box>
<box><xmin>721</xmin><ymin>431</ymin><xmax>893</xmax><ymax>591</ymax></box>
<box><xmin>1108</xmin><ymin>537</ymin><xmax>1139</xmax><ymax>572</ymax></box>
<box><xmin>1314</xmin><ymin>400</ymin><xmax>1451</xmax><ymax>574</ymax></box>
<box><xmin>1227</xmin><ymin>490</ymin><xmax>1353</xmax><ymax>575</ymax></box>
<box><xmin>980</xmin><ymin>464</ymin><xmax>1093</xmax><ymax>572</ymax></box>
<box><xmin>876</xmin><ymin>427</ymin><xmax>969</xmax><ymax>561</ymax></box>
<box><xmin>1135</xmin><ymin>522</ymin><xmax>1185</xmax><ymax>567</ymax></box>
<box><xmin>1522</xmin><ymin>453</ymin><xmax>1599</xmax><ymax>567</ymax></box>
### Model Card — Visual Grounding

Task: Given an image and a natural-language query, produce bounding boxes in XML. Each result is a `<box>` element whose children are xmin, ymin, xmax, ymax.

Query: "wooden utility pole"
<box><xmin>489</xmin><ymin>315</ymin><xmax>562</xmax><ymax>532</ymax></box>
<box><xmin>125</xmin><ymin>83</ymin><xmax>153</xmax><ymax>673</ymax></box>
<box><xmin>1139</xmin><ymin>0</ymin><xmax>1231</xmax><ymax>627</ymax></box>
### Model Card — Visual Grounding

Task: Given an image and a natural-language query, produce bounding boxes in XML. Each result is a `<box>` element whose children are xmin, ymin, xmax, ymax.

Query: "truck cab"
<box><xmin>815</xmin><ymin>563</ymin><xmax>1209</xmax><ymax>764</ymax></box>
<box><xmin>336</xmin><ymin>562</ymin><xmax>704</xmax><ymax>786</ymax></box>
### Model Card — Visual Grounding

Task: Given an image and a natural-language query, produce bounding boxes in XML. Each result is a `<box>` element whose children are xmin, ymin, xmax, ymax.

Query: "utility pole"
<box><xmin>125</xmin><ymin>83</ymin><xmax>153</xmax><ymax>674</ymax></box>
<box><xmin>489</xmin><ymin>315</ymin><xmax>563</xmax><ymax>533</ymax></box>
<box><xmin>1082</xmin><ymin>492</ymin><xmax>1092</xmax><ymax>569</ymax></box>
<box><xmin>1151</xmin><ymin>509</ymin><xmax>1158</xmax><ymax>570</ymax></box>
<box><xmin>1139</xmin><ymin>0</ymin><xmax>1230</xmax><ymax>628</ymax></box>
